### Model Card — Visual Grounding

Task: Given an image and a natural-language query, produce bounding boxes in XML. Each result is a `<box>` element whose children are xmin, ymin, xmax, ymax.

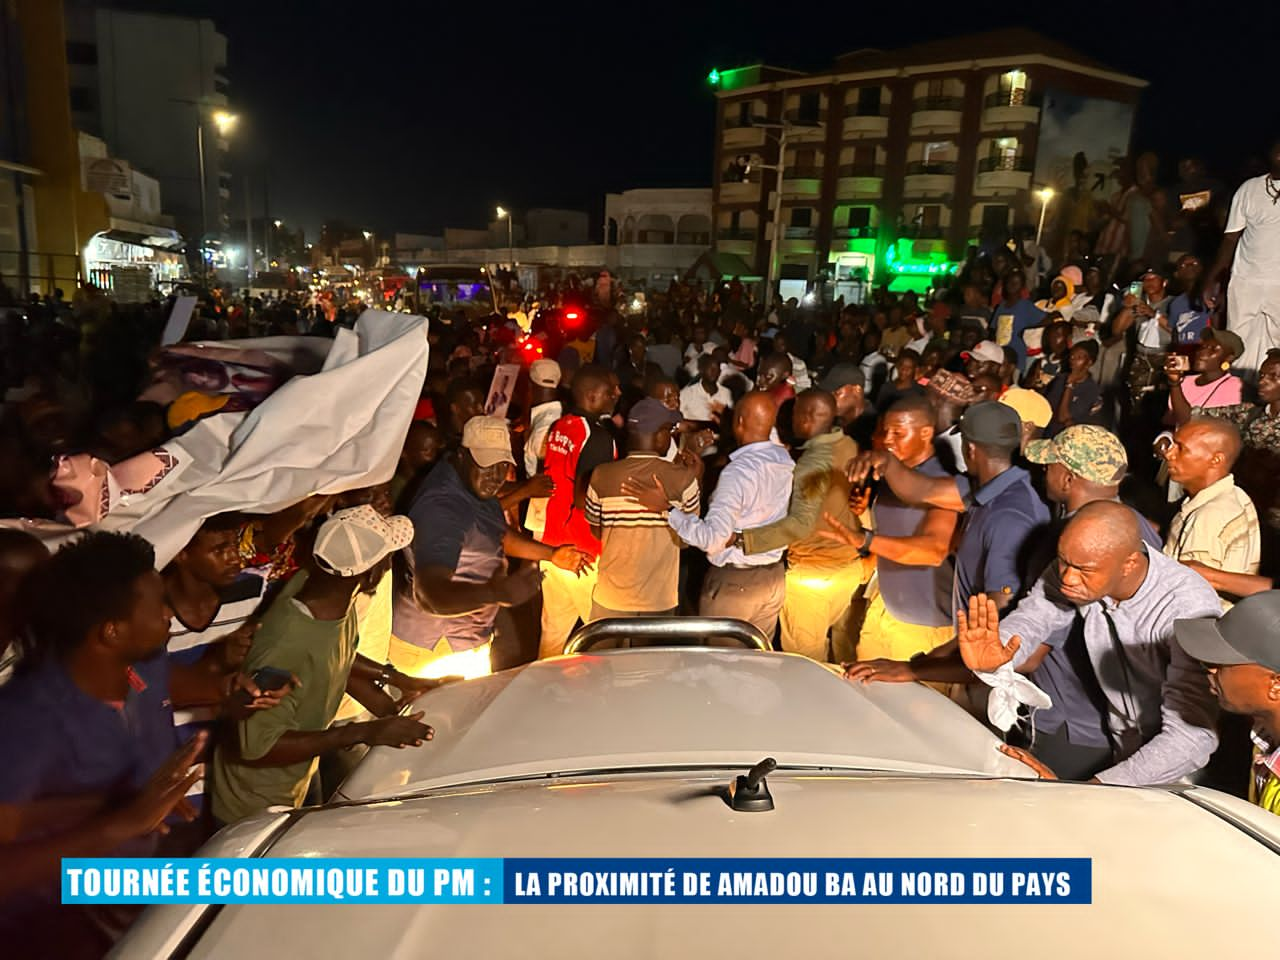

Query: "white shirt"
<box><xmin>1225</xmin><ymin>174</ymin><xmax>1280</xmax><ymax>281</ymax></box>
<box><xmin>524</xmin><ymin>399</ymin><xmax>562</xmax><ymax>536</ymax></box>
<box><xmin>679</xmin><ymin>380</ymin><xmax>734</xmax><ymax>422</ymax></box>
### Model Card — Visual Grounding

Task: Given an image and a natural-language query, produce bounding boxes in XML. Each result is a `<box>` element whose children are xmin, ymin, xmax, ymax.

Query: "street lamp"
<box><xmin>196</xmin><ymin>109</ymin><xmax>237</xmax><ymax>285</ymax></box>
<box><xmin>495</xmin><ymin>206</ymin><xmax>513</xmax><ymax>272</ymax></box>
<box><xmin>362</xmin><ymin>230</ymin><xmax>375</xmax><ymax>269</ymax></box>
<box><xmin>750</xmin><ymin>118</ymin><xmax>820</xmax><ymax>311</ymax></box>
<box><xmin>1035</xmin><ymin>186</ymin><xmax>1055</xmax><ymax>247</ymax></box>
<box><xmin>273</xmin><ymin>219</ymin><xmax>283</xmax><ymax>229</ymax></box>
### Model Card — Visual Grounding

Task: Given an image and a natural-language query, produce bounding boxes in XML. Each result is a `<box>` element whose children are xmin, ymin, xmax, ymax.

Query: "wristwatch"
<box><xmin>856</xmin><ymin>530</ymin><xmax>874</xmax><ymax>559</ymax></box>
<box><xmin>373</xmin><ymin>662</ymin><xmax>395</xmax><ymax>690</ymax></box>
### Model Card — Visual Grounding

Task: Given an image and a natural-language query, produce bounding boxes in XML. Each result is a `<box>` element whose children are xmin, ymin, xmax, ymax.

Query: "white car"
<box><xmin>115</xmin><ymin>619</ymin><xmax>1280</xmax><ymax>958</ymax></box>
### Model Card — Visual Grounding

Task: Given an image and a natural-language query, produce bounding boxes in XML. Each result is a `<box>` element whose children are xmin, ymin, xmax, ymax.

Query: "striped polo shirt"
<box><xmin>585</xmin><ymin>453</ymin><xmax>699</xmax><ymax>612</ymax></box>
<box><xmin>167</xmin><ymin>571</ymin><xmax>267</xmax><ymax>810</ymax></box>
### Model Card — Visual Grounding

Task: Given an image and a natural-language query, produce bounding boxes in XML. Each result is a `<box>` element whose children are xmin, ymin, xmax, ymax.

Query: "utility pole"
<box><xmin>244</xmin><ymin>172</ymin><xmax>254</xmax><ymax>282</ymax></box>
<box><xmin>764</xmin><ymin>125</ymin><xmax>788</xmax><ymax>313</ymax></box>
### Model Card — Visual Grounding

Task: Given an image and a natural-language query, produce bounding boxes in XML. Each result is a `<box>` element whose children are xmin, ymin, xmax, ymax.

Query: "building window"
<box><xmin>729</xmin><ymin>211</ymin><xmax>741</xmax><ymax>231</ymax></box>
<box><xmin>791</xmin><ymin>208</ymin><xmax>813</xmax><ymax>228</ymax></box>
<box><xmin>847</xmin><ymin>207</ymin><xmax>871</xmax><ymax>229</ymax></box>
<box><xmin>791</xmin><ymin>148</ymin><xmax>817</xmax><ymax>177</ymax></box>
<box><xmin>797</xmin><ymin>92</ymin><xmax>819</xmax><ymax>123</ymax></box>
<box><xmin>66</xmin><ymin>42</ymin><xmax>98</xmax><ymax>66</ymax></box>
<box><xmin>852</xmin><ymin>145</ymin><xmax>876</xmax><ymax>175</ymax></box>
<box><xmin>991</xmin><ymin>137</ymin><xmax>1020</xmax><ymax>170</ymax></box>
<box><xmin>981</xmin><ymin>204</ymin><xmax>1010</xmax><ymax>238</ymax></box>
<box><xmin>999</xmin><ymin>70</ymin><xmax>1028</xmax><ymax>105</ymax></box>
<box><xmin>919</xmin><ymin>205</ymin><xmax>941</xmax><ymax>234</ymax></box>
<box><xmin>738</xmin><ymin>102</ymin><xmax>752</xmax><ymax>126</ymax></box>
<box><xmin>856</xmin><ymin>86</ymin><xmax>882</xmax><ymax>117</ymax></box>
<box><xmin>69</xmin><ymin>86</ymin><xmax>94</xmax><ymax>112</ymax></box>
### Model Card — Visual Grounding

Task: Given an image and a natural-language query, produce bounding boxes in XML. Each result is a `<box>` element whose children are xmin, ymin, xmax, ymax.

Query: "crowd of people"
<box><xmin>0</xmin><ymin>140</ymin><xmax>1279</xmax><ymax>956</ymax></box>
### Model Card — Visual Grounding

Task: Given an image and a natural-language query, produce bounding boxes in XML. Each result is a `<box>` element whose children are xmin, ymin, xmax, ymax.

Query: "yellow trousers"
<box><xmin>539</xmin><ymin>560</ymin><xmax>597</xmax><ymax>659</ymax></box>
<box><xmin>779</xmin><ymin>562</ymin><xmax>868</xmax><ymax>662</ymax></box>
<box><xmin>856</xmin><ymin>591</ymin><xmax>953</xmax><ymax>662</ymax></box>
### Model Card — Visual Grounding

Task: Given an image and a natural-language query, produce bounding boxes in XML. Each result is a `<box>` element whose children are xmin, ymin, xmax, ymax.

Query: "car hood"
<box><xmin>126</xmin><ymin>773</ymin><xmax>1280</xmax><ymax>959</ymax></box>
<box><xmin>337</xmin><ymin>648</ymin><xmax>1026</xmax><ymax>799</ymax></box>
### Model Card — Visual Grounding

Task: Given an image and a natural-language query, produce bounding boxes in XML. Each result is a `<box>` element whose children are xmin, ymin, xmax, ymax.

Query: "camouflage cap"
<box><xmin>1024</xmin><ymin>424</ymin><xmax>1127</xmax><ymax>485</ymax></box>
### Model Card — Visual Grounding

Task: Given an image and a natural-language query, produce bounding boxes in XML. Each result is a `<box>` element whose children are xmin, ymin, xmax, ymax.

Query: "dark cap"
<box><xmin>626</xmin><ymin>396</ymin><xmax>681</xmax><ymax>434</ymax></box>
<box><xmin>1175</xmin><ymin>591</ymin><xmax>1280</xmax><ymax>672</ymax></box>
<box><xmin>819</xmin><ymin>363</ymin><xmax>865</xmax><ymax>392</ymax></box>
<box><xmin>1202</xmin><ymin>327</ymin><xmax>1246</xmax><ymax>362</ymax></box>
<box><xmin>959</xmin><ymin>400</ymin><xmax>1021</xmax><ymax>447</ymax></box>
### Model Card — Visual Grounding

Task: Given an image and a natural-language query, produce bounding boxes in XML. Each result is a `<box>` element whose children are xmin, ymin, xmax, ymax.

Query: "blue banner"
<box><xmin>62</xmin><ymin>857</ymin><xmax>1091</xmax><ymax>905</ymax></box>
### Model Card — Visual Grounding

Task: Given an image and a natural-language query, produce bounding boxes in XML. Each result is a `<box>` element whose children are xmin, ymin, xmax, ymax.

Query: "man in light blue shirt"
<box><xmin>624</xmin><ymin>392</ymin><xmax>793</xmax><ymax>637</ymax></box>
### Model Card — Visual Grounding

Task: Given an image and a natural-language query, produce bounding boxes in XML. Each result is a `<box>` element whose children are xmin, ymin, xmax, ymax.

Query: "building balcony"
<box><xmin>780</xmin><ymin>231</ymin><xmax>818</xmax><ymax>255</ymax></box>
<box><xmin>721</xmin><ymin>119</ymin><xmax>767</xmax><ymax>148</ymax></box>
<box><xmin>981</xmin><ymin>90</ymin><xmax>1042</xmax><ymax>128</ymax></box>
<box><xmin>832</xmin><ymin>226</ymin><xmax>877</xmax><ymax>240</ymax></box>
<box><xmin>718</xmin><ymin>175</ymin><xmax>761</xmax><ymax>203</ymax></box>
<box><xmin>842</xmin><ymin>104</ymin><xmax>890</xmax><ymax>139</ymax></box>
<box><xmin>910</xmin><ymin>96</ymin><xmax>963</xmax><ymax>134</ymax></box>
<box><xmin>976</xmin><ymin>156</ymin><xmax>1034</xmax><ymax>192</ymax></box>
<box><xmin>835</xmin><ymin>164</ymin><xmax>884</xmax><ymax>199</ymax></box>
<box><xmin>898</xmin><ymin>225</ymin><xmax>946</xmax><ymax>241</ymax></box>
<box><xmin>717</xmin><ymin>228</ymin><xmax>757</xmax><ymax>240</ymax></box>
<box><xmin>716</xmin><ymin>236</ymin><xmax>755</xmax><ymax>259</ymax></box>
<box><xmin>903</xmin><ymin>160</ymin><xmax>956</xmax><ymax>197</ymax></box>
<box><xmin>782</xmin><ymin>111</ymin><xmax>826</xmax><ymax>140</ymax></box>
<box><xmin>781</xmin><ymin>166</ymin><xmax>823</xmax><ymax>198</ymax></box>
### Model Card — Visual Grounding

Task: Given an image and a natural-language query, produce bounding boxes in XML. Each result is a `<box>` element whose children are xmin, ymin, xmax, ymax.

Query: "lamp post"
<box><xmin>196</xmin><ymin>109</ymin><xmax>237</xmax><ymax>285</ymax></box>
<box><xmin>496</xmin><ymin>205</ymin><xmax>513</xmax><ymax>272</ymax></box>
<box><xmin>750</xmin><ymin>119</ymin><xmax>818</xmax><ymax>311</ymax></box>
<box><xmin>1035</xmin><ymin>186</ymin><xmax>1055</xmax><ymax>248</ymax></box>
<box><xmin>362</xmin><ymin>230</ymin><xmax>375</xmax><ymax>269</ymax></box>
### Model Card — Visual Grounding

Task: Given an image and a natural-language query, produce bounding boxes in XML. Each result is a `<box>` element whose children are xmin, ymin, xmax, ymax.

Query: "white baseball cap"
<box><xmin>530</xmin><ymin>358</ymin><xmax>562</xmax><ymax>388</ymax></box>
<box><xmin>461</xmin><ymin>416</ymin><xmax>515</xmax><ymax>468</ymax></box>
<box><xmin>313</xmin><ymin>505</ymin><xmax>413</xmax><ymax>577</ymax></box>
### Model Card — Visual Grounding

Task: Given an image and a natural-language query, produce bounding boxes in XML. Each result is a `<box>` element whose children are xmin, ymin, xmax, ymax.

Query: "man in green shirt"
<box><xmin>213</xmin><ymin>505</ymin><xmax>437</xmax><ymax>825</ymax></box>
<box><xmin>735</xmin><ymin>389</ymin><xmax>868</xmax><ymax>661</ymax></box>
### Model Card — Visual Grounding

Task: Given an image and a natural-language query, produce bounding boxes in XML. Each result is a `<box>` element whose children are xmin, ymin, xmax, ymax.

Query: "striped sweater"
<box><xmin>586</xmin><ymin>453</ymin><xmax>699</xmax><ymax>612</ymax></box>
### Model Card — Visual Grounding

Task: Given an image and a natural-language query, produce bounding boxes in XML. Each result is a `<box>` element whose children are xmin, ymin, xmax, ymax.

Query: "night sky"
<box><xmin>124</xmin><ymin>0</ymin><xmax>1279</xmax><ymax>241</ymax></box>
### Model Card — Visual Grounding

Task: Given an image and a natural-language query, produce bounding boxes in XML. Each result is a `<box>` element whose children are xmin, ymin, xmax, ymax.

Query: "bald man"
<box><xmin>958</xmin><ymin>501</ymin><xmax>1224</xmax><ymax>784</ymax></box>
<box><xmin>1162</xmin><ymin>417</ymin><xmax>1260</xmax><ymax>603</ymax></box>
<box><xmin>625</xmin><ymin>392</ymin><xmax>794</xmax><ymax>636</ymax></box>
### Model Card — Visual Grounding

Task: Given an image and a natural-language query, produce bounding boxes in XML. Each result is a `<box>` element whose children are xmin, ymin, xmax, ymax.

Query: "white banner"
<box><xmin>8</xmin><ymin>310</ymin><xmax>429</xmax><ymax>567</ymax></box>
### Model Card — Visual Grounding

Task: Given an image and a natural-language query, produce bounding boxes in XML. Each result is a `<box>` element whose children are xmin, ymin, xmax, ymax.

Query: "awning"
<box><xmin>0</xmin><ymin>159</ymin><xmax>42</xmax><ymax>176</ymax></box>
<box><xmin>100</xmin><ymin>217</ymin><xmax>185</xmax><ymax>251</ymax></box>
<box><xmin>686</xmin><ymin>250</ymin><xmax>762</xmax><ymax>281</ymax></box>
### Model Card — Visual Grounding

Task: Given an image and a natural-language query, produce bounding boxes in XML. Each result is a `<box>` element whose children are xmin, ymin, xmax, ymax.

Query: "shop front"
<box><xmin>83</xmin><ymin>223</ymin><xmax>186</xmax><ymax>301</ymax></box>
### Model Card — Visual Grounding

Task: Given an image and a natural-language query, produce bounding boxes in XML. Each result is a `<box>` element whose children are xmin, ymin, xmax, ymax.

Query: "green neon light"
<box><xmin>884</xmin><ymin>238</ymin><xmax>959</xmax><ymax>276</ymax></box>
<box><xmin>707</xmin><ymin>68</ymin><xmax>721</xmax><ymax>86</ymax></box>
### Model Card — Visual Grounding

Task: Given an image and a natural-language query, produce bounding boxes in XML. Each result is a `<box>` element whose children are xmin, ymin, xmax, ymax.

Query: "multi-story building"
<box><xmin>0</xmin><ymin>0</ymin><xmax>184</xmax><ymax>297</ymax></box>
<box><xmin>64</xmin><ymin>3</ymin><xmax>231</xmax><ymax>265</ymax></box>
<box><xmin>711</xmin><ymin>28</ymin><xmax>1145</xmax><ymax>298</ymax></box>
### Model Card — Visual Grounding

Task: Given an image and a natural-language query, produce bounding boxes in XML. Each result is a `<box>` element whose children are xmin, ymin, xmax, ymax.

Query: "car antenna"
<box><xmin>729</xmin><ymin>757</ymin><xmax>776</xmax><ymax>812</ymax></box>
